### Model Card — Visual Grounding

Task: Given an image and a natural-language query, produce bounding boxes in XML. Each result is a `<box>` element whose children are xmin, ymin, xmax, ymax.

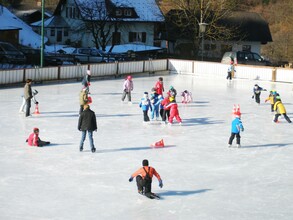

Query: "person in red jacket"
<box><xmin>164</xmin><ymin>97</ymin><xmax>182</xmax><ymax>125</ymax></box>
<box><xmin>161</xmin><ymin>94</ymin><xmax>170</xmax><ymax>122</ymax></box>
<box><xmin>154</xmin><ymin>77</ymin><xmax>164</xmax><ymax>96</ymax></box>
<box><xmin>129</xmin><ymin>159</ymin><xmax>163</xmax><ymax>198</ymax></box>
<box><xmin>26</xmin><ymin>128</ymin><xmax>50</xmax><ymax>147</ymax></box>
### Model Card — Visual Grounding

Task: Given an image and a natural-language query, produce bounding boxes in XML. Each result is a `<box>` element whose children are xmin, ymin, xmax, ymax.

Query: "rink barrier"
<box><xmin>0</xmin><ymin>59</ymin><xmax>292</xmax><ymax>85</ymax></box>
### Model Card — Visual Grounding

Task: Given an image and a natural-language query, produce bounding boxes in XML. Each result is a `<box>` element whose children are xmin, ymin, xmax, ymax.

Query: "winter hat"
<box><xmin>142</xmin><ymin>159</ymin><xmax>149</xmax><ymax>166</ymax></box>
<box><xmin>234</xmin><ymin>112</ymin><xmax>241</xmax><ymax>117</ymax></box>
<box><xmin>26</xmin><ymin>79</ymin><xmax>32</xmax><ymax>83</ymax></box>
<box><xmin>170</xmin><ymin>86</ymin><xmax>174</xmax><ymax>90</ymax></box>
<box><xmin>127</xmin><ymin>75</ymin><xmax>132</xmax><ymax>80</ymax></box>
<box><xmin>159</xmin><ymin>77</ymin><xmax>163</xmax><ymax>81</ymax></box>
<box><xmin>87</xmin><ymin>70</ymin><xmax>91</xmax><ymax>75</ymax></box>
<box><xmin>33</xmin><ymin>127</ymin><xmax>39</xmax><ymax>133</ymax></box>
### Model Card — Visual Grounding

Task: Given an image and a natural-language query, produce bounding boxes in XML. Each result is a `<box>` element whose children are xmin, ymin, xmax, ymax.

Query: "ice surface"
<box><xmin>0</xmin><ymin>74</ymin><xmax>292</xmax><ymax>220</ymax></box>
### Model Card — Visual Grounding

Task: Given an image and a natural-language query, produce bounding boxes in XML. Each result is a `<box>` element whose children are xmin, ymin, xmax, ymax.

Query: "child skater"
<box><xmin>82</xmin><ymin>70</ymin><xmax>91</xmax><ymax>93</ymax></box>
<box><xmin>265</xmin><ymin>90</ymin><xmax>275</xmax><ymax>112</ymax></box>
<box><xmin>226</xmin><ymin>61</ymin><xmax>236</xmax><ymax>80</ymax></box>
<box><xmin>164</xmin><ymin>96</ymin><xmax>182</xmax><ymax>125</ymax></box>
<box><xmin>26</xmin><ymin>127</ymin><xmax>50</xmax><ymax>147</ymax></box>
<box><xmin>139</xmin><ymin>92</ymin><xmax>152</xmax><ymax>122</ymax></box>
<box><xmin>121</xmin><ymin>75</ymin><xmax>133</xmax><ymax>103</ymax></box>
<box><xmin>19</xmin><ymin>89</ymin><xmax>38</xmax><ymax>113</ymax></box>
<box><xmin>181</xmin><ymin>90</ymin><xmax>193</xmax><ymax>104</ymax></box>
<box><xmin>150</xmin><ymin>88</ymin><xmax>160</xmax><ymax>120</ymax></box>
<box><xmin>228</xmin><ymin>112</ymin><xmax>244</xmax><ymax>148</ymax></box>
<box><xmin>161</xmin><ymin>94</ymin><xmax>170</xmax><ymax>123</ymax></box>
<box><xmin>273</xmin><ymin>97</ymin><xmax>292</xmax><ymax>123</ymax></box>
<box><xmin>252</xmin><ymin>84</ymin><xmax>266</xmax><ymax>104</ymax></box>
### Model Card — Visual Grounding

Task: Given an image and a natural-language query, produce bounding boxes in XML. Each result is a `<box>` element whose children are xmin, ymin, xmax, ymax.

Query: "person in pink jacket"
<box><xmin>121</xmin><ymin>75</ymin><xmax>134</xmax><ymax>103</ymax></box>
<box><xmin>26</xmin><ymin>128</ymin><xmax>50</xmax><ymax>147</ymax></box>
<box><xmin>164</xmin><ymin>97</ymin><xmax>182</xmax><ymax>125</ymax></box>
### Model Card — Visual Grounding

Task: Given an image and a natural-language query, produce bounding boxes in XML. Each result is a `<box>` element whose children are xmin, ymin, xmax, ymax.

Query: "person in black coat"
<box><xmin>78</xmin><ymin>105</ymin><xmax>97</xmax><ymax>153</ymax></box>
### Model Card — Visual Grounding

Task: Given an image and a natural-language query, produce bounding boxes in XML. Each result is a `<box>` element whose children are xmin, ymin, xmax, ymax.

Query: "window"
<box><xmin>112</xmin><ymin>32</ymin><xmax>121</xmax><ymax>45</ymax></box>
<box><xmin>50</xmin><ymin>29</ymin><xmax>55</xmax><ymax>37</ymax></box>
<box><xmin>124</xmin><ymin>9</ymin><xmax>132</xmax><ymax>16</ymax></box>
<box><xmin>129</xmin><ymin>32</ymin><xmax>146</xmax><ymax>43</ymax></box>
<box><xmin>66</xmin><ymin>7</ymin><xmax>78</xmax><ymax>19</ymax></box>
<box><xmin>64</xmin><ymin>29</ymin><xmax>69</xmax><ymax>37</ymax></box>
<box><xmin>116</xmin><ymin>9</ymin><xmax>122</xmax><ymax>16</ymax></box>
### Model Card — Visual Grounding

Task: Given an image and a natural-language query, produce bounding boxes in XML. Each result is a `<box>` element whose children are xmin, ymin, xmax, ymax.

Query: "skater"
<box><xmin>228</xmin><ymin>112</ymin><xmax>244</xmax><ymax>148</ymax></box>
<box><xmin>161</xmin><ymin>94</ymin><xmax>170</xmax><ymax>123</ymax></box>
<box><xmin>23</xmin><ymin>79</ymin><xmax>33</xmax><ymax>117</ymax></box>
<box><xmin>226</xmin><ymin>60</ymin><xmax>236</xmax><ymax>80</ymax></box>
<box><xmin>164</xmin><ymin>96</ymin><xmax>182</xmax><ymax>125</ymax></box>
<box><xmin>252</xmin><ymin>84</ymin><xmax>266</xmax><ymax>104</ymax></box>
<box><xmin>19</xmin><ymin>89</ymin><xmax>38</xmax><ymax>113</ymax></box>
<box><xmin>168</xmin><ymin>86</ymin><xmax>177</xmax><ymax>100</ymax></box>
<box><xmin>26</xmin><ymin>127</ymin><xmax>50</xmax><ymax>147</ymax></box>
<box><xmin>273</xmin><ymin>97</ymin><xmax>291</xmax><ymax>123</ymax></box>
<box><xmin>265</xmin><ymin>90</ymin><xmax>275</xmax><ymax>112</ymax></box>
<box><xmin>82</xmin><ymin>69</ymin><xmax>91</xmax><ymax>93</ymax></box>
<box><xmin>128</xmin><ymin>159</ymin><xmax>163</xmax><ymax>198</ymax></box>
<box><xmin>181</xmin><ymin>90</ymin><xmax>193</xmax><ymax>104</ymax></box>
<box><xmin>78</xmin><ymin>105</ymin><xmax>97</xmax><ymax>153</ymax></box>
<box><xmin>150</xmin><ymin>88</ymin><xmax>160</xmax><ymax>120</ymax></box>
<box><xmin>139</xmin><ymin>92</ymin><xmax>152</xmax><ymax>122</ymax></box>
<box><xmin>79</xmin><ymin>88</ymin><xmax>89</xmax><ymax>114</ymax></box>
<box><xmin>154</xmin><ymin>77</ymin><xmax>164</xmax><ymax>96</ymax></box>
<box><xmin>121</xmin><ymin>75</ymin><xmax>133</xmax><ymax>103</ymax></box>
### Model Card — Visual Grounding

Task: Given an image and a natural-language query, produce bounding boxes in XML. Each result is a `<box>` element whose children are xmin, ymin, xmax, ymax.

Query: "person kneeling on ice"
<box><xmin>164</xmin><ymin>96</ymin><xmax>182</xmax><ymax>125</ymax></box>
<box><xmin>26</xmin><ymin>128</ymin><xmax>50</xmax><ymax>147</ymax></box>
<box><xmin>228</xmin><ymin>112</ymin><xmax>244</xmax><ymax>148</ymax></box>
<box><xmin>129</xmin><ymin>159</ymin><xmax>163</xmax><ymax>198</ymax></box>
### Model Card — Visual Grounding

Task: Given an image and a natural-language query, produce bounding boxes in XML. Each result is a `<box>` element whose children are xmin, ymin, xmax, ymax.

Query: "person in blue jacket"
<box><xmin>252</xmin><ymin>84</ymin><xmax>266</xmax><ymax>104</ymax></box>
<box><xmin>228</xmin><ymin>112</ymin><xmax>244</xmax><ymax>148</ymax></box>
<box><xmin>139</xmin><ymin>92</ymin><xmax>152</xmax><ymax>122</ymax></box>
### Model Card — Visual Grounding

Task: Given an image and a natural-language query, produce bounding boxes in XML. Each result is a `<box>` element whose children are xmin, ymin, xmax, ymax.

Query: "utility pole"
<box><xmin>40</xmin><ymin>0</ymin><xmax>45</xmax><ymax>67</ymax></box>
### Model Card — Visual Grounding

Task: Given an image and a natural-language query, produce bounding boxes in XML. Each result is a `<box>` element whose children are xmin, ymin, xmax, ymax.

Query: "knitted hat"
<box><xmin>142</xmin><ymin>159</ymin><xmax>149</xmax><ymax>166</ymax></box>
<box><xmin>127</xmin><ymin>75</ymin><xmax>132</xmax><ymax>80</ymax></box>
<box><xmin>33</xmin><ymin>127</ymin><xmax>39</xmax><ymax>133</ymax></box>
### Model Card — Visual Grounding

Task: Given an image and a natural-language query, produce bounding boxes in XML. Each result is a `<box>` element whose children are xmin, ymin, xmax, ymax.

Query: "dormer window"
<box><xmin>116</xmin><ymin>9</ymin><xmax>122</xmax><ymax>16</ymax></box>
<box><xmin>124</xmin><ymin>9</ymin><xmax>132</xmax><ymax>16</ymax></box>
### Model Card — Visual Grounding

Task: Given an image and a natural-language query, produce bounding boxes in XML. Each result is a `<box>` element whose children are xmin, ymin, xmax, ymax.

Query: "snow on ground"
<box><xmin>0</xmin><ymin>74</ymin><xmax>293</xmax><ymax>220</ymax></box>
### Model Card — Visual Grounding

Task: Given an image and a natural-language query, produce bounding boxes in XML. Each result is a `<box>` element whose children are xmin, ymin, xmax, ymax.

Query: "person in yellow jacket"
<box><xmin>265</xmin><ymin>90</ymin><xmax>275</xmax><ymax>112</ymax></box>
<box><xmin>273</xmin><ymin>97</ymin><xmax>291</xmax><ymax>123</ymax></box>
<box><xmin>129</xmin><ymin>159</ymin><xmax>163</xmax><ymax>198</ymax></box>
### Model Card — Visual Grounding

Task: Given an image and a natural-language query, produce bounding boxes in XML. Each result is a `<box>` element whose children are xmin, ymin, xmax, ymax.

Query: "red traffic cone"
<box><xmin>151</xmin><ymin>139</ymin><xmax>164</xmax><ymax>148</ymax></box>
<box><xmin>232</xmin><ymin>104</ymin><xmax>241</xmax><ymax>116</ymax></box>
<box><xmin>34</xmin><ymin>104</ymin><xmax>40</xmax><ymax>114</ymax></box>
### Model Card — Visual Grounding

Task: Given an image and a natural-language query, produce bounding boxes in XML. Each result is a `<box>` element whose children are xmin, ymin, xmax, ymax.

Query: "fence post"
<box><xmin>272</xmin><ymin>68</ymin><xmax>276</xmax><ymax>82</ymax></box>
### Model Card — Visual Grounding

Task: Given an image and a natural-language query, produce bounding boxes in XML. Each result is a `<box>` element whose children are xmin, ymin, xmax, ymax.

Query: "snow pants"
<box><xmin>274</xmin><ymin>113</ymin><xmax>292</xmax><ymax>123</ymax></box>
<box><xmin>228</xmin><ymin>132</ymin><xmax>241</xmax><ymax>145</ymax></box>
<box><xmin>136</xmin><ymin>175</ymin><xmax>152</xmax><ymax>195</ymax></box>
<box><xmin>121</xmin><ymin>90</ymin><xmax>131</xmax><ymax>102</ymax></box>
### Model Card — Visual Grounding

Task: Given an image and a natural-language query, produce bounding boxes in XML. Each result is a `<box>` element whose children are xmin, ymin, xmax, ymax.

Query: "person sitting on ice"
<box><xmin>181</xmin><ymin>90</ymin><xmax>193</xmax><ymax>104</ymax></box>
<box><xmin>139</xmin><ymin>92</ymin><xmax>152</xmax><ymax>122</ymax></box>
<box><xmin>273</xmin><ymin>97</ymin><xmax>292</xmax><ymax>123</ymax></box>
<box><xmin>129</xmin><ymin>159</ymin><xmax>163</xmax><ymax>199</ymax></box>
<box><xmin>164</xmin><ymin>96</ymin><xmax>182</xmax><ymax>125</ymax></box>
<box><xmin>252</xmin><ymin>84</ymin><xmax>266</xmax><ymax>104</ymax></box>
<box><xmin>26</xmin><ymin>127</ymin><xmax>50</xmax><ymax>147</ymax></box>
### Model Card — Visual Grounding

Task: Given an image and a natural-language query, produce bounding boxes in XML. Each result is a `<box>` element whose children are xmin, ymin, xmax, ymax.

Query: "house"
<box><xmin>165</xmin><ymin>10</ymin><xmax>273</xmax><ymax>60</ymax></box>
<box><xmin>43</xmin><ymin>0</ymin><xmax>165</xmax><ymax>49</ymax></box>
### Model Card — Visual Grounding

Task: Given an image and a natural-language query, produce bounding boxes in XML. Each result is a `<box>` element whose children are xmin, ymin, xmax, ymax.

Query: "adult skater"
<box><xmin>252</xmin><ymin>84</ymin><xmax>266</xmax><ymax>104</ymax></box>
<box><xmin>129</xmin><ymin>159</ymin><xmax>163</xmax><ymax>199</ymax></box>
<box><xmin>78</xmin><ymin>105</ymin><xmax>97</xmax><ymax>153</ymax></box>
<box><xmin>273</xmin><ymin>97</ymin><xmax>292</xmax><ymax>123</ymax></box>
<box><xmin>154</xmin><ymin>77</ymin><xmax>164</xmax><ymax>96</ymax></box>
<box><xmin>121</xmin><ymin>75</ymin><xmax>133</xmax><ymax>103</ymax></box>
<box><xmin>23</xmin><ymin>79</ymin><xmax>33</xmax><ymax>117</ymax></box>
<box><xmin>226</xmin><ymin>61</ymin><xmax>236</xmax><ymax>80</ymax></box>
<box><xmin>19</xmin><ymin>89</ymin><xmax>38</xmax><ymax>113</ymax></box>
<box><xmin>26</xmin><ymin>128</ymin><xmax>50</xmax><ymax>147</ymax></box>
<box><xmin>228</xmin><ymin>112</ymin><xmax>244</xmax><ymax>148</ymax></box>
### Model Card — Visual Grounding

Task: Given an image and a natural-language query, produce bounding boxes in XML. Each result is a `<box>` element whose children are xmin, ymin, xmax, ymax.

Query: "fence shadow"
<box><xmin>99</xmin><ymin>145</ymin><xmax>176</xmax><ymax>153</ymax></box>
<box><xmin>183</xmin><ymin>117</ymin><xmax>224</xmax><ymax>126</ymax></box>
<box><xmin>241</xmin><ymin>143</ymin><xmax>293</xmax><ymax>148</ymax></box>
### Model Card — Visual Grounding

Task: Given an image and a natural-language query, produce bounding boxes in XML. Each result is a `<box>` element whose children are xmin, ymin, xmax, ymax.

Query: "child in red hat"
<box><xmin>26</xmin><ymin>128</ymin><xmax>50</xmax><ymax>147</ymax></box>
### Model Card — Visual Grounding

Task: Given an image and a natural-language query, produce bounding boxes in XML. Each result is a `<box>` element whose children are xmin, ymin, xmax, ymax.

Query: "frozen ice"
<box><xmin>0</xmin><ymin>74</ymin><xmax>292</xmax><ymax>220</ymax></box>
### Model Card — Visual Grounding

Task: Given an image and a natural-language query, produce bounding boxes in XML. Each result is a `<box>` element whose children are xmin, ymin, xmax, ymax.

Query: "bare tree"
<box><xmin>77</xmin><ymin>0</ymin><xmax>121</xmax><ymax>51</ymax></box>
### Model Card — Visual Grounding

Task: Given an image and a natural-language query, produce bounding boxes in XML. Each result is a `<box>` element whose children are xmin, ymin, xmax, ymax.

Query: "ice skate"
<box><xmin>91</xmin><ymin>147</ymin><xmax>96</xmax><ymax>153</ymax></box>
<box><xmin>228</xmin><ymin>144</ymin><xmax>232</xmax><ymax>148</ymax></box>
<box><xmin>236</xmin><ymin>144</ymin><xmax>241</xmax><ymax>148</ymax></box>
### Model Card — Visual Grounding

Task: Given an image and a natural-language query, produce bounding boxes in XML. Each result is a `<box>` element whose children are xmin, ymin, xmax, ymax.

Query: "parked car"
<box><xmin>0</xmin><ymin>41</ymin><xmax>26</xmax><ymax>64</ymax></box>
<box><xmin>221</xmin><ymin>51</ymin><xmax>272</xmax><ymax>66</ymax></box>
<box><xmin>71</xmin><ymin>48</ymin><xmax>115</xmax><ymax>64</ymax></box>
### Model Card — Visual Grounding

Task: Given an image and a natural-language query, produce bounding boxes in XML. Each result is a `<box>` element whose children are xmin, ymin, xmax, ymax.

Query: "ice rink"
<box><xmin>0</xmin><ymin>73</ymin><xmax>293</xmax><ymax>220</ymax></box>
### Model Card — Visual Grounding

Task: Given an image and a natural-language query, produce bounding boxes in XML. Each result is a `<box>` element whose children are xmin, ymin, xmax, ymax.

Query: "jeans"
<box><xmin>80</xmin><ymin>130</ymin><xmax>95</xmax><ymax>149</ymax></box>
<box><xmin>25</xmin><ymin>98</ymin><xmax>31</xmax><ymax>117</ymax></box>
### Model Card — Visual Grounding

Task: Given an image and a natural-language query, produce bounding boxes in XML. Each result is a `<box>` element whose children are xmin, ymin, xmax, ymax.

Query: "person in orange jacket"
<box><xmin>129</xmin><ymin>159</ymin><xmax>163</xmax><ymax>198</ymax></box>
<box><xmin>273</xmin><ymin>97</ymin><xmax>291</xmax><ymax>123</ymax></box>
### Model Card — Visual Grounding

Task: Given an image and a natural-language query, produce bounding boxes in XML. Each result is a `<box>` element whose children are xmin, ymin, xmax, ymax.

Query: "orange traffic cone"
<box><xmin>232</xmin><ymin>104</ymin><xmax>241</xmax><ymax>116</ymax></box>
<box><xmin>34</xmin><ymin>104</ymin><xmax>40</xmax><ymax>114</ymax></box>
<box><xmin>151</xmin><ymin>139</ymin><xmax>164</xmax><ymax>148</ymax></box>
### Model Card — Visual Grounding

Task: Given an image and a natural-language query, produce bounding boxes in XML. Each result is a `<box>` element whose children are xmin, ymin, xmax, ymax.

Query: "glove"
<box><xmin>36</xmin><ymin>102</ymin><xmax>39</xmax><ymax>104</ymax></box>
<box><xmin>252</xmin><ymin>95</ymin><xmax>254</xmax><ymax>99</ymax></box>
<box><xmin>129</xmin><ymin>177</ymin><xmax>133</xmax><ymax>182</ymax></box>
<box><xmin>159</xmin><ymin>180</ymin><xmax>163</xmax><ymax>188</ymax></box>
<box><xmin>241</xmin><ymin>128</ymin><xmax>244</xmax><ymax>132</ymax></box>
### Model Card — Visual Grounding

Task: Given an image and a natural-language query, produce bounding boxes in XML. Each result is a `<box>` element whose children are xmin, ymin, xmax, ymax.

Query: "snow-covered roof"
<box><xmin>31</xmin><ymin>16</ymin><xmax>70</xmax><ymax>28</ymax></box>
<box><xmin>0</xmin><ymin>6</ymin><xmax>48</xmax><ymax>48</ymax></box>
<box><xmin>75</xmin><ymin>0</ymin><xmax>164</xmax><ymax>22</ymax></box>
<box><xmin>105</xmin><ymin>43</ymin><xmax>163</xmax><ymax>53</ymax></box>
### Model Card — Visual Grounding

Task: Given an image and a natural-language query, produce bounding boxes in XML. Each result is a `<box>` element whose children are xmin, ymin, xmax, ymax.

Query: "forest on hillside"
<box><xmin>2</xmin><ymin>0</ymin><xmax>293</xmax><ymax>64</ymax></box>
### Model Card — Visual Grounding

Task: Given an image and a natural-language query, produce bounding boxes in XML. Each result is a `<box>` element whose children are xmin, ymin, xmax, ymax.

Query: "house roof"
<box><xmin>31</xmin><ymin>16</ymin><xmax>70</xmax><ymax>28</ymax></box>
<box><xmin>63</xmin><ymin>0</ymin><xmax>164</xmax><ymax>22</ymax></box>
